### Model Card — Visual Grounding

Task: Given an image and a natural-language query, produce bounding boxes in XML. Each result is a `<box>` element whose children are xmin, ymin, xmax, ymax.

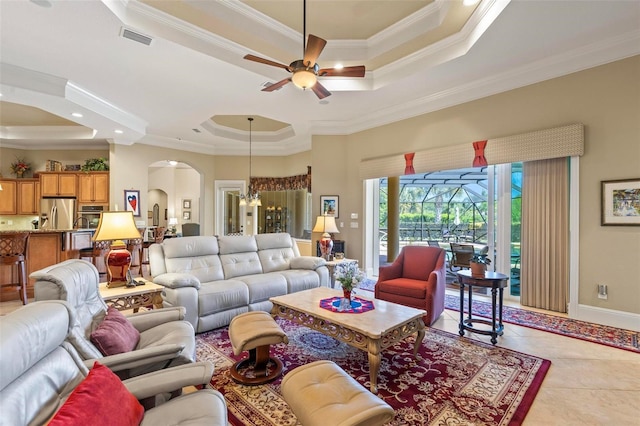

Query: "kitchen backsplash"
<box><xmin>0</xmin><ymin>215</ymin><xmax>40</xmax><ymax>231</ymax></box>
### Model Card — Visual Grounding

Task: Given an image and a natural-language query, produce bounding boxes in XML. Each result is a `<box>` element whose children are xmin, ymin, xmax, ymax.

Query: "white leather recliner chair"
<box><xmin>0</xmin><ymin>300</ymin><xmax>228</xmax><ymax>426</ymax></box>
<box><xmin>31</xmin><ymin>259</ymin><xmax>196</xmax><ymax>378</ymax></box>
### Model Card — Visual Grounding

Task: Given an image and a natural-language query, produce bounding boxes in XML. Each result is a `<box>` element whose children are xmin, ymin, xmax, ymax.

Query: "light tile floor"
<box><xmin>2</xmin><ymin>295</ymin><xmax>638</xmax><ymax>425</ymax></box>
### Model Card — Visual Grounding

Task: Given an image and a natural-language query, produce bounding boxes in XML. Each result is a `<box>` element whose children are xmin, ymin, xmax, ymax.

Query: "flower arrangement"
<box><xmin>10</xmin><ymin>158</ymin><xmax>31</xmax><ymax>177</ymax></box>
<box><xmin>334</xmin><ymin>262</ymin><xmax>365</xmax><ymax>291</ymax></box>
<box><xmin>470</xmin><ymin>253</ymin><xmax>491</xmax><ymax>265</ymax></box>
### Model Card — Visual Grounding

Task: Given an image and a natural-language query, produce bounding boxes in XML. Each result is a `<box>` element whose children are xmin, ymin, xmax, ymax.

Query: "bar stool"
<box><xmin>78</xmin><ymin>240</ymin><xmax>111</xmax><ymax>278</ymax></box>
<box><xmin>141</xmin><ymin>227</ymin><xmax>165</xmax><ymax>277</ymax></box>
<box><xmin>0</xmin><ymin>232</ymin><xmax>30</xmax><ymax>304</ymax></box>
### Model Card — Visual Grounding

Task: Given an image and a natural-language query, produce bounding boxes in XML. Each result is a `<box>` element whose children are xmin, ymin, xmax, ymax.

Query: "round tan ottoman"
<box><xmin>281</xmin><ymin>360</ymin><xmax>395</xmax><ymax>426</ymax></box>
<box><xmin>228</xmin><ymin>311</ymin><xmax>288</xmax><ymax>385</ymax></box>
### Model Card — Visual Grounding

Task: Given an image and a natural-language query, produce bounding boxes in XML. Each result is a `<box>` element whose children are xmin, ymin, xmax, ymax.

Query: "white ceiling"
<box><xmin>0</xmin><ymin>0</ymin><xmax>638</xmax><ymax>156</ymax></box>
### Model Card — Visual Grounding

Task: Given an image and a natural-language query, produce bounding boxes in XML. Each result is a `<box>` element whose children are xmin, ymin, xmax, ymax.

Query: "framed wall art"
<box><xmin>124</xmin><ymin>190</ymin><xmax>141</xmax><ymax>217</ymax></box>
<box><xmin>320</xmin><ymin>195</ymin><xmax>339</xmax><ymax>218</ymax></box>
<box><xmin>183</xmin><ymin>211</ymin><xmax>191</xmax><ymax>220</ymax></box>
<box><xmin>183</xmin><ymin>199</ymin><xmax>191</xmax><ymax>209</ymax></box>
<box><xmin>601</xmin><ymin>178</ymin><xmax>640</xmax><ymax>226</ymax></box>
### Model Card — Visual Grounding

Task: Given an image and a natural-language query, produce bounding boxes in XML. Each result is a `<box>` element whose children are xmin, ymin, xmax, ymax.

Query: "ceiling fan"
<box><xmin>243</xmin><ymin>0</ymin><xmax>365</xmax><ymax>99</ymax></box>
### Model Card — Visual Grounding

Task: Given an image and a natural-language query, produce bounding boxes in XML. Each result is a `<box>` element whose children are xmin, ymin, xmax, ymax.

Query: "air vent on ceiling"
<box><xmin>121</xmin><ymin>28</ymin><xmax>153</xmax><ymax>46</ymax></box>
<box><xmin>192</xmin><ymin>128</ymin><xmax>201</xmax><ymax>133</ymax></box>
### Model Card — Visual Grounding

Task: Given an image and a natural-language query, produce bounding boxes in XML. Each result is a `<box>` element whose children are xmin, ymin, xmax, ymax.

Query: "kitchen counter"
<box><xmin>0</xmin><ymin>229</ymin><xmax>96</xmax><ymax>302</ymax></box>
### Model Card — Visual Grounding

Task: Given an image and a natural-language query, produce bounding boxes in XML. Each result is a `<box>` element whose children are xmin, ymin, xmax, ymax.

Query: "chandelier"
<box><xmin>239</xmin><ymin>117</ymin><xmax>261</xmax><ymax>207</ymax></box>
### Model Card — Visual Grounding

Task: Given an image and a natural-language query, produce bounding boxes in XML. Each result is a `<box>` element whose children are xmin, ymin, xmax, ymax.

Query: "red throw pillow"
<box><xmin>48</xmin><ymin>361</ymin><xmax>144</xmax><ymax>426</ymax></box>
<box><xmin>90</xmin><ymin>306</ymin><xmax>140</xmax><ymax>356</ymax></box>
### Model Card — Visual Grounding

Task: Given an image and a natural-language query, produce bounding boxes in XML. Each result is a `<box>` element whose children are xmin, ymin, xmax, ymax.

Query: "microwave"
<box><xmin>77</xmin><ymin>205</ymin><xmax>104</xmax><ymax>228</ymax></box>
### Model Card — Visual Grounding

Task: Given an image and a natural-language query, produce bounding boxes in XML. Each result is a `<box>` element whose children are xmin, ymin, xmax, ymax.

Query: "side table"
<box><xmin>324</xmin><ymin>258</ymin><xmax>358</xmax><ymax>289</ymax></box>
<box><xmin>99</xmin><ymin>280</ymin><xmax>164</xmax><ymax>312</ymax></box>
<box><xmin>456</xmin><ymin>270</ymin><xmax>509</xmax><ymax>344</ymax></box>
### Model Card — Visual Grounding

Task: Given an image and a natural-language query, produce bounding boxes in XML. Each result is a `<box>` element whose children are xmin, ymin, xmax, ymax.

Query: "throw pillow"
<box><xmin>48</xmin><ymin>361</ymin><xmax>144</xmax><ymax>426</ymax></box>
<box><xmin>90</xmin><ymin>306</ymin><xmax>140</xmax><ymax>356</ymax></box>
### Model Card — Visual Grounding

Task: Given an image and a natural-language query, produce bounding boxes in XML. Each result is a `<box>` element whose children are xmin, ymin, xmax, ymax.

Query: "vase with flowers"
<box><xmin>10</xmin><ymin>158</ymin><xmax>31</xmax><ymax>178</ymax></box>
<box><xmin>334</xmin><ymin>262</ymin><xmax>365</xmax><ymax>305</ymax></box>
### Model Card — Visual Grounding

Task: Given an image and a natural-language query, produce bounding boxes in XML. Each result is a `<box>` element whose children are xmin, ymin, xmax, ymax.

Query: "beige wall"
<box><xmin>2</xmin><ymin>56</ymin><xmax>638</xmax><ymax>324</ymax></box>
<box><xmin>311</xmin><ymin>55</ymin><xmax>640</xmax><ymax>319</ymax></box>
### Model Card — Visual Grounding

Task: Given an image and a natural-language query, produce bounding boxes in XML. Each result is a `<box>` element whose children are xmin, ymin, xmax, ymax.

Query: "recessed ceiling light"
<box><xmin>114</xmin><ymin>129</ymin><xmax>124</xmax><ymax>134</ymax></box>
<box><xmin>168</xmin><ymin>160</ymin><xmax>178</xmax><ymax>166</ymax></box>
<box><xmin>334</xmin><ymin>64</ymin><xmax>344</xmax><ymax>70</ymax></box>
<box><xmin>71</xmin><ymin>112</ymin><xmax>83</xmax><ymax>118</ymax></box>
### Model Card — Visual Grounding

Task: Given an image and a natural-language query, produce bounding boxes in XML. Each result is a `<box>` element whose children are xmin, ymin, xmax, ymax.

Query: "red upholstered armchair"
<box><xmin>374</xmin><ymin>246</ymin><xmax>446</xmax><ymax>326</ymax></box>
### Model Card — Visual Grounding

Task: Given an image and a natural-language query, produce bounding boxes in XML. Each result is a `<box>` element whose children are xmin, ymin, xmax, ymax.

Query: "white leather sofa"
<box><xmin>149</xmin><ymin>233</ymin><xmax>329</xmax><ymax>333</ymax></box>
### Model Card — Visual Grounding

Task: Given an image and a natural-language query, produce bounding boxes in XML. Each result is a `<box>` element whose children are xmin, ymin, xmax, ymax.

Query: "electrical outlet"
<box><xmin>597</xmin><ymin>284</ymin><xmax>608</xmax><ymax>300</ymax></box>
<box><xmin>7</xmin><ymin>220</ymin><xmax>13</xmax><ymax>225</ymax></box>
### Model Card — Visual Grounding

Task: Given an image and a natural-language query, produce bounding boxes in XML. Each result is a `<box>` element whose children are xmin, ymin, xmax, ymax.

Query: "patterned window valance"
<box><xmin>251</xmin><ymin>166</ymin><xmax>312</xmax><ymax>192</ymax></box>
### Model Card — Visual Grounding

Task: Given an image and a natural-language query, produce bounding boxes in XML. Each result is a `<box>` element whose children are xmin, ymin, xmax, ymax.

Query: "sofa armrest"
<box><xmin>153</xmin><ymin>273</ymin><xmax>201</xmax><ymax>290</ymax></box>
<box><xmin>88</xmin><ymin>344</ymin><xmax>186</xmax><ymax>372</ymax></box>
<box><xmin>123</xmin><ymin>362</ymin><xmax>214</xmax><ymax>400</ymax></box>
<box><xmin>378</xmin><ymin>261</ymin><xmax>402</xmax><ymax>282</ymax></box>
<box><xmin>290</xmin><ymin>256</ymin><xmax>326</xmax><ymax>270</ymax></box>
<box><xmin>125</xmin><ymin>307</ymin><xmax>187</xmax><ymax>332</ymax></box>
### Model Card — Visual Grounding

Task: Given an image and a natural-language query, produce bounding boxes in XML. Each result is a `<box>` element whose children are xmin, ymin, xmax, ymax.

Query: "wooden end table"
<box><xmin>99</xmin><ymin>280</ymin><xmax>164</xmax><ymax>312</ymax></box>
<box><xmin>456</xmin><ymin>270</ymin><xmax>509</xmax><ymax>344</ymax></box>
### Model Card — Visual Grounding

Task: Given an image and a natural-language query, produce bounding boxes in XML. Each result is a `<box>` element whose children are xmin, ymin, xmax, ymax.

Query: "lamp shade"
<box><xmin>92</xmin><ymin>211</ymin><xmax>141</xmax><ymax>287</ymax></box>
<box><xmin>312</xmin><ymin>215</ymin><xmax>340</xmax><ymax>234</ymax></box>
<box><xmin>168</xmin><ymin>217</ymin><xmax>178</xmax><ymax>226</ymax></box>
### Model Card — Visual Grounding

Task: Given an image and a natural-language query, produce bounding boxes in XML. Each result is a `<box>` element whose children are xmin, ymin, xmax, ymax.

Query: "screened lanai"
<box><xmin>377</xmin><ymin>165</ymin><xmax>522</xmax><ymax>295</ymax></box>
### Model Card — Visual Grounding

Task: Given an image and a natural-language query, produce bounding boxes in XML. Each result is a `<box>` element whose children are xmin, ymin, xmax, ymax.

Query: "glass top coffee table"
<box><xmin>270</xmin><ymin>287</ymin><xmax>426</xmax><ymax>393</ymax></box>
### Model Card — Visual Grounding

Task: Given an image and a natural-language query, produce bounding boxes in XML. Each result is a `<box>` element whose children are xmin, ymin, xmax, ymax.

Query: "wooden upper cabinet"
<box><xmin>40</xmin><ymin>173</ymin><xmax>77</xmax><ymax>197</ymax></box>
<box><xmin>78</xmin><ymin>172</ymin><xmax>109</xmax><ymax>204</ymax></box>
<box><xmin>0</xmin><ymin>180</ymin><xmax>17</xmax><ymax>214</ymax></box>
<box><xmin>17</xmin><ymin>180</ymin><xmax>40</xmax><ymax>215</ymax></box>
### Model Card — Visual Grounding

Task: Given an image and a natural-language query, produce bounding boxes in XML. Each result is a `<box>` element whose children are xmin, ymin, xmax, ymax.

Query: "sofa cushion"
<box><xmin>90</xmin><ymin>307</ymin><xmax>140</xmax><ymax>356</ymax></box>
<box><xmin>198</xmin><ymin>280</ymin><xmax>249</xmax><ymax>316</ymax></box>
<box><xmin>218</xmin><ymin>235</ymin><xmax>258</xmax><ymax>254</ymax></box>
<box><xmin>220</xmin><ymin>252</ymin><xmax>262</xmax><ymax>279</ymax></box>
<box><xmin>377</xmin><ymin>278</ymin><xmax>427</xmax><ymax>299</ymax></box>
<box><xmin>279</xmin><ymin>270</ymin><xmax>323</xmax><ymax>293</ymax></box>
<box><xmin>237</xmin><ymin>273</ymin><xmax>288</xmax><ymax>303</ymax></box>
<box><xmin>48</xmin><ymin>361</ymin><xmax>144</xmax><ymax>426</ymax></box>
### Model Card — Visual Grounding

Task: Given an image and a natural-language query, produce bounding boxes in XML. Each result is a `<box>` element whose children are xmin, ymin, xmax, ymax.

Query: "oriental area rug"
<box><xmin>196</xmin><ymin>318</ymin><xmax>550</xmax><ymax>426</ymax></box>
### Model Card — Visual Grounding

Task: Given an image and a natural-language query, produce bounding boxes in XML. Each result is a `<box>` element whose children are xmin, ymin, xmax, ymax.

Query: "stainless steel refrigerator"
<box><xmin>40</xmin><ymin>197</ymin><xmax>76</xmax><ymax>230</ymax></box>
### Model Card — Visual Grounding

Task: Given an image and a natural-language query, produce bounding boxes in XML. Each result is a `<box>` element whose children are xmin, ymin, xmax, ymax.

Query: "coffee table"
<box><xmin>270</xmin><ymin>287</ymin><xmax>426</xmax><ymax>393</ymax></box>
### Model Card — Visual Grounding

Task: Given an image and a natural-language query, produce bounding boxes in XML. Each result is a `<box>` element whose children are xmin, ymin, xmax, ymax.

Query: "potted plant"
<box><xmin>470</xmin><ymin>253</ymin><xmax>491</xmax><ymax>278</ymax></box>
<box><xmin>81</xmin><ymin>158</ymin><xmax>109</xmax><ymax>171</ymax></box>
<box><xmin>334</xmin><ymin>262</ymin><xmax>365</xmax><ymax>301</ymax></box>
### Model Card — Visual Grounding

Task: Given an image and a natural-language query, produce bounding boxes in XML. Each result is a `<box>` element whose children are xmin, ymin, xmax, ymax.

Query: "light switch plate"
<box><xmin>350</xmin><ymin>213</ymin><xmax>358</xmax><ymax>219</ymax></box>
<box><xmin>350</xmin><ymin>222</ymin><xmax>358</xmax><ymax>228</ymax></box>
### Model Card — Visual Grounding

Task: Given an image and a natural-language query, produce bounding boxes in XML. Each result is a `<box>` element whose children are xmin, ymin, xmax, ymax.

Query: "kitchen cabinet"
<box><xmin>17</xmin><ymin>180</ymin><xmax>40</xmax><ymax>215</ymax></box>
<box><xmin>0</xmin><ymin>180</ymin><xmax>17</xmax><ymax>214</ymax></box>
<box><xmin>39</xmin><ymin>172</ymin><xmax>77</xmax><ymax>197</ymax></box>
<box><xmin>78</xmin><ymin>172</ymin><xmax>109</xmax><ymax>204</ymax></box>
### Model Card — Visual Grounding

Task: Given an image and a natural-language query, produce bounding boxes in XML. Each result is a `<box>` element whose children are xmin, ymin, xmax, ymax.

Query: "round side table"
<box><xmin>456</xmin><ymin>270</ymin><xmax>509</xmax><ymax>344</ymax></box>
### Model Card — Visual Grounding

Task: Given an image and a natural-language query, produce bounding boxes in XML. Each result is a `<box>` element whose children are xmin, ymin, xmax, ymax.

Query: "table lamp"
<box><xmin>92</xmin><ymin>211</ymin><xmax>142</xmax><ymax>288</ymax></box>
<box><xmin>312</xmin><ymin>214</ymin><xmax>340</xmax><ymax>260</ymax></box>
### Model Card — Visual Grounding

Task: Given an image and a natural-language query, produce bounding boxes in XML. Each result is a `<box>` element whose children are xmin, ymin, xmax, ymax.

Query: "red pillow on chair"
<box><xmin>48</xmin><ymin>361</ymin><xmax>144</xmax><ymax>426</ymax></box>
<box><xmin>90</xmin><ymin>306</ymin><xmax>140</xmax><ymax>355</ymax></box>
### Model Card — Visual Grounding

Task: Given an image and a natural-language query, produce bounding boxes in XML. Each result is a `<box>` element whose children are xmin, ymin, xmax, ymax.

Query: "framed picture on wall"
<box><xmin>320</xmin><ymin>195</ymin><xmax>339</xmax><ymax>218</ymax></box>
<box><xmin>183</xmin><ymin>211</ymin><xmax>191</xmax><ymax>220</ymax></box>
<box><xmin>601</xmin><ymin>178</ymin><xmax>640</xmax><ymax>225</ymax></box>
<box><xmin>183</xmin><ymin>199</ymin><xmax>191</xmax><ymax>209</ymax></box>
<box><xmin>124</xmin><ymin>190</ymin><xmax>141</xmax><ymax>217</ymax></box>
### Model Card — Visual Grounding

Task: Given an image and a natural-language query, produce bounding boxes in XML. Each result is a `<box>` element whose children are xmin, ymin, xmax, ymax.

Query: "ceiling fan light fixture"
<box><xmin>292</xmin><ymin>70</ymin><xmax>317</xmax><ymax>90</ymax></box>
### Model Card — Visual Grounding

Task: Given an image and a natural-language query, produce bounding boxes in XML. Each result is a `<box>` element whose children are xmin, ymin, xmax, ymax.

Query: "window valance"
<box><xmin>359</xmin><ymin>123</ymin><xmax>584</xmax><ymax>180</ymax></box>
<box><xmin>251</xmin><ymin>166</ymin><xmax>312</xmax><ymax>192</ymax></box>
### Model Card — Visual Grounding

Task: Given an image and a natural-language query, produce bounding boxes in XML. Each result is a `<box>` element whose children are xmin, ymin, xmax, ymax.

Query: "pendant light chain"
<box><xmin>240</xmin><ymin>117</ymin><xmax>260</xmax><ymax>207</ymax></box>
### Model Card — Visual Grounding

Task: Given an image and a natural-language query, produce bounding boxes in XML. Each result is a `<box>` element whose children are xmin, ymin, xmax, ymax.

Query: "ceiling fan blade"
<box><xmin>311</xmin><ymin>81</ymin><xmax>331</xmax><ymax>99</ymax></box>
<box><xmin>318</xmin><ymin>65</ymin><xmax>366</xmax><ymax>78</ymax></box>
<box><xmin>262</xmin><ymin>78</ymin><xmax>291</xmax><ymax>92</ymax></box>
<box><xmin>244</xmin><ymin>54</ymin><xmax>291</xmax><ymax>71</ymax></box>
<box><xmin>303</xmin><ymin>34</ymin><xmax>327</xmax><ymax>67</ymax></box>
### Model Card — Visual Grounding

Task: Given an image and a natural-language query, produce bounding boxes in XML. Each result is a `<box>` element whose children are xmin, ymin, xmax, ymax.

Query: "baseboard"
<box><xmin>573</xmin><ymin>304</ymin><xmax>640</xmax><ymax>332</ymax></box>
